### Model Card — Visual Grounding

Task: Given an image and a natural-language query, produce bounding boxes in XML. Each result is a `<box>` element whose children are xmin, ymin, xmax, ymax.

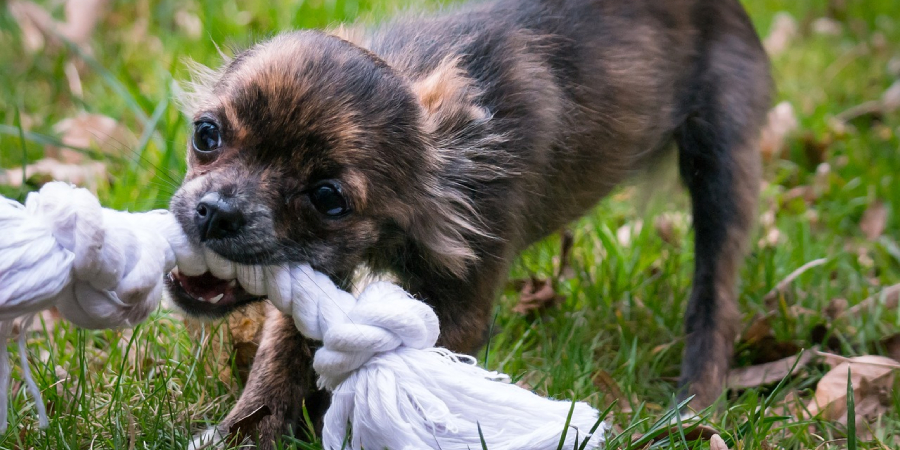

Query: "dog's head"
<box><xmin>167</xmin><ymin>31</ymin><xmax>490</xmax><ymax>317</ymax></box>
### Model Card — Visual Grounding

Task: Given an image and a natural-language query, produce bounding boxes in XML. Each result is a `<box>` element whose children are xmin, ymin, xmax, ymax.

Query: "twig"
<box><xmin>763</xmin><ymin>258</ymin><xmax>828</xmax><ymax>309</ymax></box>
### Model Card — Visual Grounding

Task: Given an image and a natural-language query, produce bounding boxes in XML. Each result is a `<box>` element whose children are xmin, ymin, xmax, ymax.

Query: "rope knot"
<box><xmin>312</xmin><ymin>282</ymin><xmax>440</xmax><ymax>389</ymax></box>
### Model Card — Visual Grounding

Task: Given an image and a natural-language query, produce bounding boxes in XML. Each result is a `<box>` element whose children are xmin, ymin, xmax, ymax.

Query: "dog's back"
<box><xmin>361</xmin><ymin>0</ymin><xmax>770</xmax><ymax>247</ymax></box>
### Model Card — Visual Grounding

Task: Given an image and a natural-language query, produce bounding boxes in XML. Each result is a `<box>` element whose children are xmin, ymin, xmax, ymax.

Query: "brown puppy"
<box><xmin>167</xmin><ymin>0</ymin><xmax>771</xmax><ymax>447</ymax></box>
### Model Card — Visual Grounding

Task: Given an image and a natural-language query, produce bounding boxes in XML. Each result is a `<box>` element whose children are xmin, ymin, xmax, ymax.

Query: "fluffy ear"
<box><xmin>401</xmin><ymin>59</ymin><xmax>501</xmax><ymax>278</ymax></box>
<box><xmin>411</xmin><ymin>57</ymin><xmax>490</xmax><ymax>136</ymax></box>
<box><xmin>175</xmin><ymin>58</ymin><xmax>223</xmax><ymax>118</ymax></box>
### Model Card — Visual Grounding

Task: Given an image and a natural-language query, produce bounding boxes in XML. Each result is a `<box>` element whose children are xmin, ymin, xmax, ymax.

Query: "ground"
<box><xmin>0</xmin><ymin>0</ymin><xmax>899</xmax><ymax>448</ymax></box>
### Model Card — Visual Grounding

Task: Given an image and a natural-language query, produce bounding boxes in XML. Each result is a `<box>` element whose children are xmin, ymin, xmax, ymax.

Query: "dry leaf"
<box><xmin>806</xmin><ymin>355</ymin><xmax>899</xmax><ymax>429</ymax></box>
<box><xmin>812</xmin><ymin>17</ymin><xmax>843</xmax><ymax>36</ymax></box>
<box><xmin>844</xmin><ymin>283</ymin><xmax>900</xmax><ymax>318</ymax></box>
<box><xmin>710</xmin><ymin>434</ymin><xmax>729</xmax><ymax>450</ymax></box>
<box><xmin>642</xmin><ymin>423</ymin><xmax>720</xmax><ymax>444</ymax></box>
<box><xmin>759</xmin><ymin>101</ymin><xmax>798</xmax><ymax>161</ymax></box>
<box><xmin>727</xmin><ymin>351</ymin><xmax>815</xmax><ymax>389</ymax></box>
<box><xmin>60</xmin><ymin>0</ymin><xmax>109</xmax><ymax>47</ymax></box>
<box><xmin>228</xmin><ymin>404</ymin><xmax>272</xmax><ymax>441</ymax></box>
<box><xmin>511</xmin><ymin>276</ymin><xmax>564</xmax><ymax>316</ymax></box>
<box><xmin>616</xmin><ymin>220</ymin><xmax>642</xmax><ymax>247</ymax></box>
<box><xmin>7</xmin><ymin>0</ymin><xmax>108</xmax><ymax>53</ymax></box>
<box><xmin>824</xmin><ymin>297</ymin><xmax>848</xmax><ymax>319</ymax></box>
<box><xmin>860</xmin><ymin>201</ymin><xmax>887</xmax><ymax>240</ymax></box>
<box><xmin>175</xmin><ymin>9</ymin><xmax>202</xmax><ymax>40</ymax></box>
<box><xmin>49</xmin><ymin>112</ymin><xmax>134</xmax><ymax>163</ymax></box>
<box><xmin>764</xmin><ymin>12</ymin><xmax>798</xmax><ymax>55</ymax></box>
<box><xmin>592</xmin><ymin>369</ymin><xmax>632</xmax><ymax>413</ymax></box>
<box><xmin>2</xmin><ymin>158</ymin><xmax>108</xmax><ymax>192</ymax></box>
<box><xmin>883</xmin><ymin>80</ymin><xmax>900</xmax><ymax>111</ymax></box>
<box><xmin>741</xmin><ymin>314</ymin><xmax>773</xmax><ymax>344</ymax></box>
<box><xmin>654</xmin><ymin>212</ymin><xmax>689</xmax><ymax>246</ymax></box>
<box><xmin>880</xmin><ymin>334</ymin><xmax>900</xmax><ymax>363</ymax></box>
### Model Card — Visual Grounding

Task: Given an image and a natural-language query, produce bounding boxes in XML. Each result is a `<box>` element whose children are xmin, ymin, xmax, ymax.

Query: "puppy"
<box><xmin>167</xmin><ymin>0</ymin><xmax>771</xmax><ymax>447</ymax></box>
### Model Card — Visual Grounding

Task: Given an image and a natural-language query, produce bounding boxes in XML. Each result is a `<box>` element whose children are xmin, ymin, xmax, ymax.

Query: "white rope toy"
<box><xmin>0</xmin><ymin>182</ymin><xmax>608</xmax><ymax>449</ymax></box>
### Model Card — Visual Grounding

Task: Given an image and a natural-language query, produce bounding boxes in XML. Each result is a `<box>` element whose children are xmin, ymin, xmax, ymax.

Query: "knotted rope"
<box><xmin>0</xmin><ymin>182</ymin><xmax>607</xmax><ymax>449</ymax></box>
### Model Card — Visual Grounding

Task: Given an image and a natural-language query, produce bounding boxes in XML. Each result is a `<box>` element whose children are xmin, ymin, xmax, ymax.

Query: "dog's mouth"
<box><xmin>165</xmin><ymin>267</ymin><xmax>264</xmax><ymax>318</ymax></box>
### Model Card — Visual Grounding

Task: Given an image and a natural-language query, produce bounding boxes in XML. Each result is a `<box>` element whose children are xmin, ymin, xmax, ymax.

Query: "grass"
<box><xmin>1</xmin><ymin>0</ymin><xmax>900</xmax><ymax>448</ymax></box>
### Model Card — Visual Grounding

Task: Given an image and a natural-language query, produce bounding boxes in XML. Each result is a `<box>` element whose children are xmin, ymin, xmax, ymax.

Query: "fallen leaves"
<box><xmin>859</xmin><ymin>201</ymin><xmax>887</xmax><ymax>241</ymax></box>
<box><xmin>727</xmin><ymin>351</ymin><xmax>815</xmax><ymax>390</ymax></box>
<box><xmin>764</xmin><ymin>12</ymin><xmax>798</xmax><ymax>56</ymax></box>
<box><xmin>509</xmin><ymin>230</ymin><xmax>573</xmax><ymax>317</ymax></box>
<box><xmin>182</xmin><ymin>302</ymin><xmax>268</xmax><ymax>386</ymax></box>
<box><xmin>760</xmin><ymin>101</ymin><xmax>799</xmax><ymax>162</ymax></box>
<box><xmin>806</xmin><ymin>355</ymin><xmax>899</xmax><ymax>439</ymax></box>
<box><xmin>2</xmin><ymin>158</ymin><xmax>108</xmax><ymax>192</ymax></box>
<box><xmin>1</xmin><ymin>113</ymin><xmax>132</xmax><ymax>192</ymax></box>
<box><xmin>510</xmin><ymin>276</ymin><xmax>565</xmax><ymax>315</ymax></box>
<box><xmin>834</xmin><ymin>80</ymin><xmax>900</xmax><ymax>124</ymax></box>
<box><xmin>709</xmin><ymin>434</ymin><xmax>730</xmax><ymax>450</ymax></box>
<box><xmin>592</xmin><ymin>369</ymin><xmax>633</xmax><ymax>413</ymax></box>
<box><xmin>7</xmin><ymin>0</ymin><xmax>109</xmax><ymax>53</ymax></box>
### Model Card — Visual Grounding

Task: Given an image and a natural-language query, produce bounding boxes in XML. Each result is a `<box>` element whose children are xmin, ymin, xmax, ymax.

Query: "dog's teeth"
<box><xmin>228</xmin><ymin>280</ymin><xmax>237</xmax><ymax>288</ymax></box>
<box><xmin>209</xmin><ymin>294</ymin><xmax>224</xmax><ymax>304</ymax></box>
<box><xmin>172</xmin><ymin>267</ymin><xmax>180</xmax><ymax>276</ymax></box>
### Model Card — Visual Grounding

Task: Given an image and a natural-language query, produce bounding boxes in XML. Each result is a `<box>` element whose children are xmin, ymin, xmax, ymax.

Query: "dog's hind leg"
<box><xmin>675</xmin><ymin>8</ymin><xmax>771</xmax><ymax>408</ymax></box>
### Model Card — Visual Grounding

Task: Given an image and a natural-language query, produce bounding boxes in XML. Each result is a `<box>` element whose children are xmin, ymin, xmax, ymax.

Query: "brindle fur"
<box><xmin>170</xmin><ymin>0</ymin><xmax>771</xmax><ymax>447</ymax></box>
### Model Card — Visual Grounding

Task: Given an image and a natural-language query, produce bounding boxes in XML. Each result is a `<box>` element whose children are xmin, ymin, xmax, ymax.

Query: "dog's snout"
<box><xmin>195</xmin><ymin>192</ymin><xmax>245</xmax><ymax>241</ymax></box>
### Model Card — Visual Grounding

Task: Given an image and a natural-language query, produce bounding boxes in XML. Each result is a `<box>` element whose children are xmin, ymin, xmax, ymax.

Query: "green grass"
<box><xmin>1</xmin><ymin>0</ymin><xmax>900</xmax><ymax>448</ymax></box>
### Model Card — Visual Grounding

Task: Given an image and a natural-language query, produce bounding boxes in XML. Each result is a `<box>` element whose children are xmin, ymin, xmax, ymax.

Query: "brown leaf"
<box><xmin>7</xmin><ymin>0</ymin><xmax>107</xmax><ymax>53</ymax></box>
<box><xmin>511</xmin><ymin>276</ymin><xmax>564</xmax><ymax>315</ymax></box>
<box><xmin>844</xmin><ymin>283</ymin><xmax>900</xmax><ymax>318</ymax></box>
<box><xmin>710</xmin><ymin>434</ymin><xmax>730</xmax><ymax>450</ymax></box>
<box><xmin>60</xmin><ymin>0</ymin><xmax>108</xmax><ymax>47</ymax></box>
<box><xmin>880</xmin><ymin>334</ymin><xmax>900</xmax><ymax>363</ymax></box>
<box><xmin>49</xmin><ymin>112</ymin><xmax>134</xmax><ymax>163</ymax></box>
<box><xmin>806</xmin><ymin>355</ymin><xmax>899</xmax><ymax>430</ymax></box>
<box><xmin>859</xmin><ymin>201</ymin><xmax>887</xmax><ymax>241</ymax></box>
<box><xmin>741</xmin><ymin>314</ymin><xmax>773</xmax><ymax>344</ymax></box>
<box><xmin>759</xmin><ymin>102</ymin><xmax>798</xmax><ymax>161</ymax></box>
<box><xmin>592</xmin><ymin>369</ymin><xmax>632</xmax><ymax>413</ymax></box>
<box><xmin>227</xmin><ymin>404</ymin><xmax>272</xmax><ymax>441</ymax></box>
<box><xmin>763</xmin><ymin>12</ymin><xmax>798</xmax><ymax>55</ymax></box>
<box><xmin>616</xmin><ymin>220</ymin><xmax>643</xmax><ymax>247</ymax></box>
<box><xmin>2</xmin><ymin>158</ymin><xmax>108</xmax><ymax>192</ymax></box>
<box><xmin>642</xmin><ymin>423</ymin><xmax>720</xmax><ymax>444</ymax></box>
<box><xmin>654</xmin><ymin>212</ymin><xmax>689</xmax><ymax>247</ymax></box>
<box><xmin>727</xmin><ymin>350</ymin><xmax>815</xmax><ymax>389</ymax></box>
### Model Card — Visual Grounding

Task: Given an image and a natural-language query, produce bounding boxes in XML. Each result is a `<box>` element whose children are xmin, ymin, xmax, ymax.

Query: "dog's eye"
<box><xmin>193</xmin><ymin>121</ymin><xmax>222</xmax><ymax>153</ymax></box>
<box><xmin>309</xmin><ymin>183</ymin><xmax>350</xmax><ymax>217</ymax></box>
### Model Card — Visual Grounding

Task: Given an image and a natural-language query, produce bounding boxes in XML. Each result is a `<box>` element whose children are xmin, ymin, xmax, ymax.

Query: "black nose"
<box><xmin>195</xmin><ymin>192</ymin><xmax>245</xmax><ymax>241</ymax></box>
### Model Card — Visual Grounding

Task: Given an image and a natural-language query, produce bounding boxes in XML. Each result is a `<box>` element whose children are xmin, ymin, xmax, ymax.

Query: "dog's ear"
<box><xmin>400</xmin><ymin>59</ymin><xmax>498</xmax><ymax>278</ymax></box>
<box><xmin>411</xmin><ymin>57</ymin><xmax>490</xmax><ymax>136</ymax></box>
<box><xmin>176</xmin><ymin>58</ymin><xmax>224</xmax><ymax>118</ymax></box>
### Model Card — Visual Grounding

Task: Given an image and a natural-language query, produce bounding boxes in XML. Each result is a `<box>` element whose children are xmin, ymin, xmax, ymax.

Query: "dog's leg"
<box><xmin>675</xmin><ymin>30</ymin><xmax>770</xmax><ymax>408</ymax></box>
<box><xmin>400</xmin><ymin>247</ymin><xmax>512</xmax><ymax>354</ymax></box>
<box><xmin>194</xmin><ymin>306</ymin><xmax>328</xmax><ymax>450</ymax></box>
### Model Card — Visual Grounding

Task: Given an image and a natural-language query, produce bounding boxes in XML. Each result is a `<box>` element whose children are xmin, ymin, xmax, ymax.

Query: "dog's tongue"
<box><xmin>171</xmin><ymin>270</ymin><xmax>237</xmax><ymax>304</ymax></box>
